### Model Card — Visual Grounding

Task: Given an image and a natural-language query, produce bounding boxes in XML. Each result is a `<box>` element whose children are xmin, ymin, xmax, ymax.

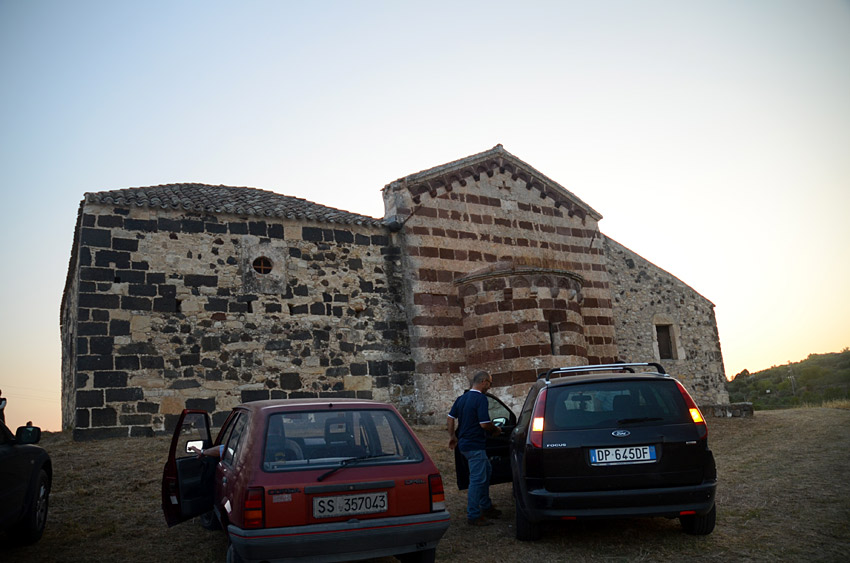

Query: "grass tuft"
<box><xmin>808</xmin><ymin>398</ymin><xmax>850</xmax><ymax>410</ymax></box>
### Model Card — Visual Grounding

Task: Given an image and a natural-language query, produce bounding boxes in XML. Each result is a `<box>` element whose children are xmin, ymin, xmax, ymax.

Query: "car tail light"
<box><xmin>676</xmin><ymin>380</ymin><xmax>707</xmax><ymax>438</ymax></box>
<box><xmin>243</xmin><ymin>487</ymin><xmax>264</xmax><ymax>529</ymax></box>
<box><xmin>530</xmin><ymin>387</ymin><xmax>548</xmax><ymax>448</ymax></box>
<box><xmin>429</xmin><ymin>474</ymin><xmax>446</xmax><ymax>512</ymax></box>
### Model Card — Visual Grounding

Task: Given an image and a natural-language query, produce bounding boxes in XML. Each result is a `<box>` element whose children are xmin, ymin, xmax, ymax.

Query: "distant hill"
<box><xmin>726</xmin><ymin>349</ymin><xmax>850</xmax><ymax>409</ymax></box>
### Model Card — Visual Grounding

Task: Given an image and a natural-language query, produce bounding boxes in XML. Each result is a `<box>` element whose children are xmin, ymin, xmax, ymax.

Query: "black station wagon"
<box><xmin>457</xmin><ymin>363</ymin><xmax>717</xmax><ymax>540</ymax></box>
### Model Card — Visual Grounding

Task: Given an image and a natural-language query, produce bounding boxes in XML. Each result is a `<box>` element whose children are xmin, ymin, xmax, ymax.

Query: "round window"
<box><xmin>252</xmin><ymin>256</ymin><xmax>273</xmax><ymax>275</ymax></box>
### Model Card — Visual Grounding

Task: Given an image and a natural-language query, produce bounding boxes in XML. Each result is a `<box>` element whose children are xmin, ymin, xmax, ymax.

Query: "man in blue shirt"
<box><xmin>447</xmin><ymin>371</ymin><xmax>502</xmax><ymax>526</ymax></box>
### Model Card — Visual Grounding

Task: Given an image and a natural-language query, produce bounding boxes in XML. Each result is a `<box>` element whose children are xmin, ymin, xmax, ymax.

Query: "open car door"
<box><xmin>454</xmin><ymin>393</ymin><xmax>516</xmax><ymax>490</ymax></box>
<box><xmin>161</xmin><ymin>409</ymin><xmax>214</xmax><ymax>527</ymax></box>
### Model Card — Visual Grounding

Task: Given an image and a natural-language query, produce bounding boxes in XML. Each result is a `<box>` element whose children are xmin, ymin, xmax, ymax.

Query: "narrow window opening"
<box><xmin>252</xmin><ymin>256</ymin><xmax>273</xmax><ymax>275</ymax></box>
<box><xmin>656</xmin><ymin>325</ymin><xmax>674</xmax><ymax>360</ymax></box>
<box><xmin>549</xmin><ymin>322</ymin><xmax>557</xmax><ymax>355</ymax></box>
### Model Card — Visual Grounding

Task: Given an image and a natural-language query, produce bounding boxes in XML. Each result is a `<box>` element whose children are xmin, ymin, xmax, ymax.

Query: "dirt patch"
<box><xmin>2</xmin><ymin>408</ymin><xmax>848</xmax><ymax>562</ymax></box>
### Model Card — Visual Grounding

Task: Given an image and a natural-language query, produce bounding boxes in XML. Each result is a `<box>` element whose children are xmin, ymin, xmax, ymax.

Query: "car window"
<box><xmin>216</xmin><ymin>412</ymin><xmax>237</xmax><ymax>449</ymax></box>
<box><xmin>545</xmin><ymin>380</ymin><xmax>690</xmax><ymax>430</ymax></box>
<box><xmin>487</xmin><ymin>395</ymin><xmax>512</xmax><ymax>423</ymax></box>
<box><xmin>517</xmin><ymin>384</ymin><xmax>541</xmax><ymax>430</ymax></box>
<box><xmin>174</xmin><ymin>412</ymin><xmax>210</xmax><ymax>459</ymax></box>
<box><xmin>222</xmin><ymin>412</ymin><xmax>248</xmax><ymax>466</ymax></box>
<box><xmin>263</xmin><ymin>409</ymin><xmax>423</xmax><ymax>472</ymax></box>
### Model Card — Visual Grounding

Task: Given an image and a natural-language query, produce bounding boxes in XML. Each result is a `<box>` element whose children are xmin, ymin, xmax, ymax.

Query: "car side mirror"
<box><xmin>186</xmin><ymin>439</ymin><xmax>205</xmax><ymax>454</ymax></box>
<box><xmin>16</xmin><ymin>425</ymin><xmax>41</xmax><ymax>444</ymax></box>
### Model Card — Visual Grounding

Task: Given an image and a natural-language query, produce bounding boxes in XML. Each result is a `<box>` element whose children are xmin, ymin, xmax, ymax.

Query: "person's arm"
<box><xmin>447</xmin><ymin>416</ymin><xmax>458</xmax><ymax>449</ymax></box>
<box><xmin>479</xmin><ymin>420</ymin><xmax>500</xmax><ymax>437</ymax></box>
<box><xmin>447</xmin><ymin>395</ymin><xmax>463</xmax><ymax>449</ymax></box>
<box><xmin>191</xmin><ymin>444</ymin><xmax>224</xmax><ymax>459</ymax></box>
<box><xmin>203</xmin><ymin>444</ymin><xmax>224</xmax><ymax>459</ymax></box>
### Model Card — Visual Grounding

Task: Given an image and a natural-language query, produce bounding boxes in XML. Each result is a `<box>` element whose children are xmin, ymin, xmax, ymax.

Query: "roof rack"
<box><xmin>537</xmin><ymin>362</ymin><xmax>668</xmax><ymax>383</ymax></box>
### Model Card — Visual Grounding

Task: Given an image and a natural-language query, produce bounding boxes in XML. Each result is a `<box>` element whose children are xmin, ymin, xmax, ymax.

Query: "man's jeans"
<box><xmin>461</xmin><ymin>448</ymin><xmax>493</xmax><ymax>521</ymax></box>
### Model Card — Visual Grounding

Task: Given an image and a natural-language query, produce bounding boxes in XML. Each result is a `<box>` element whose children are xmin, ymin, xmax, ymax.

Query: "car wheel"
<box><xmin>10</xmin><ymin>468</ymin><xmax>50</xmax><ymax>545</ymax></box>
<box><xmin>200</xmin><ymin>510</ymin><xmax>221</xmax><ymax>530</ymax></box>
<box><xmin>680</xmin><ymin>504</ymin><xmax>716</xmax><ymax>535</ymax></box>
<box><xmin>514</xmin><ymin>503</ymin><xmax>541</xmax><ymax>541</ymax></box>
<box><xmin>396</xmin><ymin>547</ymin><xmax>437</xmax><ymax>563</ymax></box>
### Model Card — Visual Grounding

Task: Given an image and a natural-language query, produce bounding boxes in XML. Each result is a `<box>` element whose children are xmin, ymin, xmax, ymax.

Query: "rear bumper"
<box><xmin>520</xmin><ymin>480</ymin><xmax>716</xmax><ymax>521</ymax></box>
<box><xmin>227</xmin><ymin>510</ymin><xmax>450</xmax><ymax>563</ymax></box>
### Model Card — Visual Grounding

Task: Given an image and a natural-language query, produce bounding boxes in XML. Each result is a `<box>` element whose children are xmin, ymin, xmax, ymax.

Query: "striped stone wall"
<box><xmin>384</xmin><ymin>170</ymin><xmax>618</xmax><ymax>416</ymax></box>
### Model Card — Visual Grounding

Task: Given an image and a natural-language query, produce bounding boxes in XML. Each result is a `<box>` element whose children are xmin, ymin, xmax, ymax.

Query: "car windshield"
<box><xmin>262</xmin><ymin>408</ymin><xmax>423</xmax><ymax>472</ymax></box>
<box><xmin>545</xmin><ymin>380</ymin><xmax>690</xmax><ymax>430</ymax></box>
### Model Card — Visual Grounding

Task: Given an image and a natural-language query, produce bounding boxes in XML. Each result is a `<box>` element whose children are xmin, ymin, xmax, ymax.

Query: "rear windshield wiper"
<box><xmin>617</xmin><ymin>417</ymin><xmax>664</xmax><ymax>425</ymax></box>
<box><xmin>317</xmin><ymin>453</ymin><xmax>395</xmax><ymax>482</ymax></box>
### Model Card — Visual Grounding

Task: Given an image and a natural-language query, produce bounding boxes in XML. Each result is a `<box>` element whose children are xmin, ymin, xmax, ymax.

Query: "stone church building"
<box><xmin>61</xmin><ymin>145</ymin><xmax>730</xmax><ymax>440</ymax></box>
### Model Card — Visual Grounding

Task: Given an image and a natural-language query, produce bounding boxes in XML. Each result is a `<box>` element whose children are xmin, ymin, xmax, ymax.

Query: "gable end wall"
<box><xmin>387</xmin><ymin>171</ymin><xmax>619</xmax><ymax>418</ymax></box>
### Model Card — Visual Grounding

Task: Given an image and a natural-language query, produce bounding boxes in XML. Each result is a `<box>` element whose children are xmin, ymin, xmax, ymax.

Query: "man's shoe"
<box><xmin>483</xmin><ymin>507</ymin><xmax>503</xmax><ymax>519</ymax></box>
<box><xmin>467</xmin><ymin>516</ymin><xmax>494</xmax><ymax>526</ymax></box>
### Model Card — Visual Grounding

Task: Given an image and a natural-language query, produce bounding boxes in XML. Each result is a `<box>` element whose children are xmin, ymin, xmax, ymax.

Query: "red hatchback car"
<box><xmin>162</xmin><ymin>399</ymin><xmax>449</xmax><ymax>563</ymax></box>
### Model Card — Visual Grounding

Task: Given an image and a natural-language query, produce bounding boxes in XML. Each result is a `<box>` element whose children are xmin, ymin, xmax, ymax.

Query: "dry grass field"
<box><xmin>3</xmin><ymin>407</ymin><xmax>849</xmax><ymax>562</ymax></box>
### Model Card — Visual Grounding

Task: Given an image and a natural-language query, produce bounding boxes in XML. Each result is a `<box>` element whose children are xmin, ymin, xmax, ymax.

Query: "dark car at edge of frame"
<box><xmin>0</xmin><ymin>420</ymin><xmax>52</xmax><ymax>545</ymax></box>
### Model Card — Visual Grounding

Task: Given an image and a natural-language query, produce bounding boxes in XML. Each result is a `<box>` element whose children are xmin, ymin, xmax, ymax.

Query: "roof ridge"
<box><xmin>389</xmin><ymin>144</ymin><xmax>510</xmax><ymax>184</ymax></box>
<box><xmin>384</xmin><ymin>144</ymin><xmax>602</xmax><ymax>221</ymax></box>
<box><xmin>84</xmin><ymin>184</ymin><xmax>383</xmax><ymax>227</ymax></box>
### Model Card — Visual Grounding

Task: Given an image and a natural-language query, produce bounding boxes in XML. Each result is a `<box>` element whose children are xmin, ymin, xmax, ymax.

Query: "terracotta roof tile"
<box><xmin>85</xmin><ymin>184</ymin><xmax>383</xmax><ymax>226</ymax></box>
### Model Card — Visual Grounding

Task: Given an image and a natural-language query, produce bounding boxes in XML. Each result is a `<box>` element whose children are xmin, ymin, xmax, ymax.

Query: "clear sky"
<box><xmin>1</xmin><ymin>1</ymin><xmax>848</xmax><ymax>431</ymax></box>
